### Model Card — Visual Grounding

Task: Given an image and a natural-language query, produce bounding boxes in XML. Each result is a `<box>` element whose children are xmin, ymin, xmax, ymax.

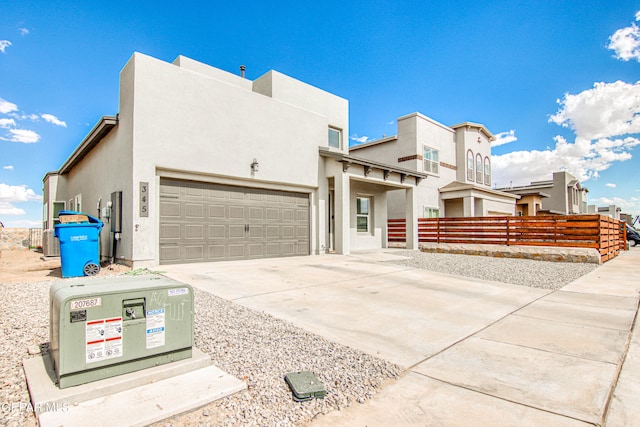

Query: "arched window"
<box><xmin>484</xmin><ymin>157</ymin><xmax>491</xmax><ymax>186</ymax></box>
<box><xmin>476</xmin><ymin>154</ymin><xmax>483</xmax><ymax>183</ymax></box>
<box><xmin>467</xmin><ymin>150</ymin><xmax>474</xmax><ymax>181</ymax></box>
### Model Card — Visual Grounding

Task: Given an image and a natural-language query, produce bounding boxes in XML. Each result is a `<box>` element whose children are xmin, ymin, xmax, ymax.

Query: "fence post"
<box><xmin>436</xmin><ymin>217</ymin><xmax>440</xmax><ymax>244</ymax></box>
<box><xmin>505</xmin><ymin>217</ymin><xmax>509</xmax><ymax>246</ymax></box>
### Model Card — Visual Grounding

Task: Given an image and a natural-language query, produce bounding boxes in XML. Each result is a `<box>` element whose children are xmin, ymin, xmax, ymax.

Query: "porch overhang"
<box><xmin>439</xmin><ymin>181</ymin><xmax>521</xmax><ymax>201</ymax></box>
<box><xmin>320</xmin><ymin>147</ymin><xmax>429</xmax><ymax>187</ymax></box>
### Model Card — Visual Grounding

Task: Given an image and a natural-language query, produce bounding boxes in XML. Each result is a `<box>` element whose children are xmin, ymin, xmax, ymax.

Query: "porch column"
<box><xmin>463</xmin><ymin>196</ymin><xmax>475</xmax><ymax>217</ymax></box>
<box><xmin>334</xmin><ymin>172</ymin><xmax>350</xmax><ymax>255</ymax></box>
<box><xmin>405</xmin><ymin>187</ymin><xmax>419</xmax><ymax>250</ymax></box>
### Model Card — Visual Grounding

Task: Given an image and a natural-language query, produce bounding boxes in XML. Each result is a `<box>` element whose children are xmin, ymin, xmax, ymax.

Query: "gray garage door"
<box><xmin>159</xmin><ymin>178</ymin><xmax>310</xmax><ymax>264</ymax></box>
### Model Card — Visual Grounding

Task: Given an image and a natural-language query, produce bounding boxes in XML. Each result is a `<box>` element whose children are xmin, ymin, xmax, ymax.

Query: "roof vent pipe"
<box><xmin>240</xmin><ymin>65</ymin><xmax>246</xmax><ymax>78</ymax></box>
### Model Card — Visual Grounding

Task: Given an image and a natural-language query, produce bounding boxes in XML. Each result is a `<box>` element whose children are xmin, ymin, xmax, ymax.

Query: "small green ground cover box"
<box><xmin>284</xmin><ymin>371</ymin><xmax>326</xmax><ymax>402</ymax></box>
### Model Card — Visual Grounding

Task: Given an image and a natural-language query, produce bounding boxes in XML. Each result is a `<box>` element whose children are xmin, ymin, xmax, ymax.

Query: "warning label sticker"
<box><xmin>86</xmin><ymin>317</ymin><xmax>123</xmax><ymax>364</ymax></box>
<box><xmin>146</xmin><ymin>308</ymin><xmax>165</xmax><ymax>349</ymax></box>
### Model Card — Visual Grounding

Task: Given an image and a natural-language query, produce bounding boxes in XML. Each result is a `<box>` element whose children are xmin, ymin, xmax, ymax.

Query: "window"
<box><xmin>467</xmin><ymin>150</ymin><xmax>474</xmax><ymax>181</ymax></box>
<box><xmin>53</xmin><ymin>201</ymin><xmax>65</xmax><ymax>226</ymax></box>
<box><xmin>43</xmin><ymin>204</ymin><xmax>49</xmax><ymax>230</ymax></box>
<box><xmin>423</xmin><ymin>146</ymin><xmax>439</xmax><ymax>174</ymax></box>
<box><xmin>68</xmin><ymin>199</ymin><xmax>74</xmax><ymax>212</ymax></box>
<box><xmin>74</xmin><ymin>194</ymin><xmax>82</xmax><ymax>213</ymax></box>
<box><xmin>476</xmin><ymin>154</ymin><xmax>483</xmax><ymax>183</ymax></box>
<box><xmin>328</xmin><ymin>127</ymin><xmax>341</xmax><ymax>149</ymax></box>
<box><xmin>356</xmin><ymin>197</ymin><xmax>370</xmax><ymax>233</ymax></box>
<box><xmin>484</xmin><ymin>157</ymin><xmax>491</xmax><ymax>185</ymax></box>
<box><xmin>423</xmin><ymin>207</ymin><xmax>440</xmax><ymax>218</ymax></box>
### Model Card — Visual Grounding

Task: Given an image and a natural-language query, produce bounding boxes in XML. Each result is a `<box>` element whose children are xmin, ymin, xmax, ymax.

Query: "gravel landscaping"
<box><xmin>0</xmin><ymin>250</ymin><xmax>600</xmax><ymax>426</ymax></box>
<box><xmin>388</xmin><ymin>250</ymin><xmax>599</xmax><ymax>289</ymax></box>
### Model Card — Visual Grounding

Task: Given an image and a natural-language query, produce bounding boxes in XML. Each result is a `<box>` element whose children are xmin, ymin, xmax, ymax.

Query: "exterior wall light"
<box><xmin>251</xmin><ymin>158</ymin><xmax>259</xmax><ymax>174</ymax></box>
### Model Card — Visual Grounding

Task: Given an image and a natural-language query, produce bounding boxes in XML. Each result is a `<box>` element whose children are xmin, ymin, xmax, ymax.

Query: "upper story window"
<box><xmin>467</xmin><ymin>150</ymin><xmax>474</xmax><ymax>181</ymax></box>
<box><xmin>328</xmin><ymin>127</ymin><xmax>341</xmax><ymax>149</ymax></box>
<box><xmin>484</xmin><ymin>157</ymin><xmax>491</xmax><ymax>185</ymax></box>
<box><xmin>423</xmin><ymin>146</ymin><xmax>439</xmax><ymax>174</ymax></box>
<box><xmin>476</xmin><ymin>154</ymin><xmax>483</xmax><ymax>183</ymax></box>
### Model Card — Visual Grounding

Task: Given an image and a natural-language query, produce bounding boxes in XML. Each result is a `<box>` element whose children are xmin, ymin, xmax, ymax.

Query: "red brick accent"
<box><xmin>398</xmin><ymin>154</ymin><xmax>423</xmax><ymax>162</ymax></box>
<box><xmin>440</xmin><ymin>161</ymin><xmax>457</xmax><ymax>170</ymax></box>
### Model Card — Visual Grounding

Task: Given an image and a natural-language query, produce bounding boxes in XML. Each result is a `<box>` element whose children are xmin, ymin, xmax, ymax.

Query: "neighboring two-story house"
<box><xmin>496</xmin><ymin>171</ymin><xmax>589</xmax><ymax>216</ymax></box>
<box><xmin>350</xmin><ymin>112</ymin><xmax>519</xmax><ymax>219</ymax></box>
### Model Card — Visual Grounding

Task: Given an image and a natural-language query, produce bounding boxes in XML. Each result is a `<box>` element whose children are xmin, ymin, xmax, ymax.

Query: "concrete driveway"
<box><xmin>162</xmin><ymin>249</ymin><xmax>640</xmax><ymax>426</ymax></box>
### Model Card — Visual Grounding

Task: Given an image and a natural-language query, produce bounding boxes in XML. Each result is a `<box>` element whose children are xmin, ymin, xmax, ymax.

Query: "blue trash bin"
<box><xmin>54</xmin><ymin>211</ymin><xmax>104</xmax><ymax>278</ymax></box>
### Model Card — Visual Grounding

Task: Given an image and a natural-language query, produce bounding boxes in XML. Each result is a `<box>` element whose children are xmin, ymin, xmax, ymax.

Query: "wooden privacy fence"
<box><xmin>388</xmin><ymin>214</ymin><xmax>627</xmax><ymax>262</ymax></box>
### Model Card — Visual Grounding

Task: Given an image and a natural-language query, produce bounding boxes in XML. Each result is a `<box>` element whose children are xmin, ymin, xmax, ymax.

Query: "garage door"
<box><xmin>159</xmin><ymin>178</ymin><xmax>310</xmax><ymax>264</ymax></box>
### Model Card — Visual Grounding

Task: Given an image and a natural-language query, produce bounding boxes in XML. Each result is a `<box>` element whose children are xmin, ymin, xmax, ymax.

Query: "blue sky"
<box><xmin>2</xmin><ymin>1</ymin><xmax>640</xmax><ymax>227</ymax></box>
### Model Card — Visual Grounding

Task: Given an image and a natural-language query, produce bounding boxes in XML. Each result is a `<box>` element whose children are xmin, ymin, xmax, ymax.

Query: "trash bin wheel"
<box><xmin>83</xmin><ymin>262</ymin><xmax>100</xmax><ymax>276</ymax></box>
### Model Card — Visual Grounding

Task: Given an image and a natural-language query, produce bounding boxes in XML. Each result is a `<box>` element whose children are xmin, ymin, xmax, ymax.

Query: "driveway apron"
<box><xmin>162</xmin><ymin>249</ymin><xmax>640</xmax><ymax>426</ymax></box>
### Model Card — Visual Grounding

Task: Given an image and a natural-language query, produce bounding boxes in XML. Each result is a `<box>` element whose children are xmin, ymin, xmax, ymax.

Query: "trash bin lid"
<box><xmin>56</xmin><ymin>210</ymin><xmax>104</xmax><ymax>230</ymax></box>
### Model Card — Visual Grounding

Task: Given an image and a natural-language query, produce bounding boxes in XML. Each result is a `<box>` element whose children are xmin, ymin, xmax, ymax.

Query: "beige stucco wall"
<box><xmin>349</xmin><ymin>180</ymin><xmax>388</xmax><ymax>251</ymax></box>
<box><xmin>441</xmin><ymin>188</ymin><xmax>516</xmax><ymax>217</ymax></box>
<box><xmin>43</xmin><ymin>116</ymin><xmax>133</xmax><ymax>262</ymax></box>
<box><xmin>44</xmin><ymin>53</ymin><xmax>356</xmax><ymax>266</ymax></box>
<box><xmin>352</xmin><ymin>113</ymin><xmax>458</xmax><ymax>219</ymax></box>
<box><xmin>454</xmin><ymin>125</ymin><xmax>493</xmax><ymax>186</ymax></box>
<box><xmin>125</xmin><ymin>53</ymin><xmax>349</xmax><ymax>265</ymax></box>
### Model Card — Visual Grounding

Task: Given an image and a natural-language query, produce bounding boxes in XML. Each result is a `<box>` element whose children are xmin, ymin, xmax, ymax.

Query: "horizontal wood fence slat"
<box><xmin>388</xmin><ymin>214</ymin><xmax>626</xmax><ymax>262</ymax></box>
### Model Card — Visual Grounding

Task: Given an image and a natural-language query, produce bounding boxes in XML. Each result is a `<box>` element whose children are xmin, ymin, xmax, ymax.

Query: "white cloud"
<box><xmin>492</xmin><ymin>135</ymin><xmax>640</xmax><ymax>187</ymax></box>
<box><xmin>19</xmin><ymin>28</ymin><xmax>29</xmax><ymax>36</ymax></box>
<box><xmin>0</xmin><ymin>202</ymin><xmax>26</xmax><ymax>215</ymax></box>
<box><xmin>493</xmin><ymin>130</ymin><xmax>517</xmax><ymax>147</ymax></box>
<box><xmin>0</xmin><ymin>97</ymin><xmax>18</xmax><ymax>114</ymax></box>
<box><xmin>41</xmin><ymin>113</ymin><xmax>67</xmax><ymax>127</ymax></box>
<box><xmin>590</xmin><ymin>196</ymin><xmax>640</xmax><ymax>214</ymax></box>
<box><xmin>608</xmin><ymin>12</ymin><xmax>640</xmax><ymax>62</ymax></box>
<box><xmin>0</xmin><ymin>183</ymin><xmax>41</xmax><ymax>215</ymax></box>
<box><xmin>0</xmin><ymin>40</ymin><xmax>11</xmax><ymax>53</ymax></box>
<box><xmin>3</xmin><ymin>165</ymin><xmax>14</xmax><ymax>170</ymax></box>
<box><xmin>0</xmin><ymin>118</ymin><xmax>16</xmax><ymax>128</ymax></box>
<box><xmin>605</xmin><ymin>183</ymin><xmax>617</xmax><ymax>188</ymax></box>
<box><xmin>350</xmin><ymin>134</ymin><xmax>370</xmax><ymax>144</ymax></box>
<box><xmin>549</xmin><ymin>81</ymin><xmax>640</xmax><ymax>140</ymax></box>
<box><xmin>2</xmin><ymin>128</ymin><xmax>41</xmax><ymax>143</ymax></box>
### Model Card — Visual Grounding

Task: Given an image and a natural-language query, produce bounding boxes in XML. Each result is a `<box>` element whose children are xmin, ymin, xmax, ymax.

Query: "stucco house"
<box><xmin>496</xmin><ymin>171</ymin><xmax>589</xmax><ymax>216</ymax></box>
<box><xmin>43</xmin><ymin>53</ymin><xmax>428</xmax><ymax>267</ymax></box>
<box><xmin>588</xmin><ymin>204</ymin><xmax>621</xmax><ymax>220</ymax></box>
<box><xmin>350</xmin><ymin>113</ymin><xmax>519</xmax><ymax>219</ymax></box>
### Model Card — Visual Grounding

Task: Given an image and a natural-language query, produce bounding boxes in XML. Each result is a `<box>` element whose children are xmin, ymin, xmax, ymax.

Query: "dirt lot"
<box><xmin>0</xmin><ymin>249</ymin><xmax>130</xmax><ymax>283</ymax></box>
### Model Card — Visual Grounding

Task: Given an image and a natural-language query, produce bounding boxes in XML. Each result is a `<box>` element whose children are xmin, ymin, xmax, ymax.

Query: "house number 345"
<box><xmin>140</xmin><ymin>182</ymin><xmax>149</xmax><ymax>217</ymax></box>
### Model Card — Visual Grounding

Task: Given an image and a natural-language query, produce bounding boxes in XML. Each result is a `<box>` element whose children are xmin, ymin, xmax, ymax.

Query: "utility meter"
<box><xmin>49</xmin><ymin>275</ymin><xmax>194</xmax><ymax>388</ymax></box>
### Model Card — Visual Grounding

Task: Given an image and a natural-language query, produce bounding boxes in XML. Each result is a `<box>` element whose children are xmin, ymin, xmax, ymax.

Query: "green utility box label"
<box><xmin>168</xmin><ymin>288</ymin><xmax>189</xmax><ymax>297</ymax></box>
<box><xmin>146</xmin><ymin>308</ymin><xmax>165</xmax><ymax>349</ymax></box>
<box><xmin>86</xmin><ymin>317</ymin><xmax>123</xmax><ymax>363</ymax></box>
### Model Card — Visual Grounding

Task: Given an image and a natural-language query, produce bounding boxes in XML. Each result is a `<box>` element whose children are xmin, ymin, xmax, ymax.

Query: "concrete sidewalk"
<box><xmin>162</xmin><ymin>248</ymin><xmax>640</xmax><ymax>426</ymax></box>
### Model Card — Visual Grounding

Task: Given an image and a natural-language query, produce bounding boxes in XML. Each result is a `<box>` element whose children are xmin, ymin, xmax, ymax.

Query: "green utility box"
<box><xmin>284</xmin><ymin>371</ymin><xmax>326</xmax><ymax>401</ymax></box>
<box><xmin>50</xmin><ymin>276</ymin><xmax>194</xmax><ymax>388</ymax></box>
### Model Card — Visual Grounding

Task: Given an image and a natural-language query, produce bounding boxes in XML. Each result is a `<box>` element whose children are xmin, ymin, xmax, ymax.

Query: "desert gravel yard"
<box><xmin>388</xmin><ymin>250</ymin><xmax>599</xmax><ymax>289</ymax></box>
<box><xmin>0</xmin><ymin>249</ymin><xmax>600</xmax><ymax>426</ymax></box>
